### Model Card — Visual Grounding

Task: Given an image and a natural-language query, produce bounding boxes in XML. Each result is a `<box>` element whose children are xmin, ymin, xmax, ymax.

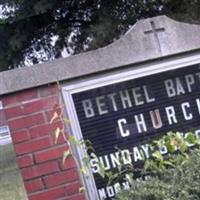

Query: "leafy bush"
<box><xmin>51</xmin><ymin>110</ymin><xmax>200</xmax><ymax>200</ymax></box>
<box><xmin>115</xmin><ymin>149</ymin><xmax>200</xmax><ymax>200</ymax></box>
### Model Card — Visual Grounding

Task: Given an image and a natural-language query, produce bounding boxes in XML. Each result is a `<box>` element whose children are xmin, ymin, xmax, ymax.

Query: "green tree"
<box><xmin>0</xmin><ymin>0</ymin><xmax>200</xmax><ymax>71</ymax></box>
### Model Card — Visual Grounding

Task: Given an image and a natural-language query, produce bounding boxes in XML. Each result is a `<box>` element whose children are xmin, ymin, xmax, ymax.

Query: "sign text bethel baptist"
<box><xmin>81</xmin><ymin>66</ymin><xmax>200</xmax><ymax>137</ymax></box>
<box><xmin>72</xmin><ymin>65</ymin><xmax>200</xmax><ymax>199</ymax></box>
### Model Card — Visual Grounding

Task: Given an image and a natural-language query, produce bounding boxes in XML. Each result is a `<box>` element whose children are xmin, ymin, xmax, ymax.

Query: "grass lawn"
<box><xmin>0</xmin><ymin>144</ymin><xmax>28</xmax><ymax>200</ymax></box>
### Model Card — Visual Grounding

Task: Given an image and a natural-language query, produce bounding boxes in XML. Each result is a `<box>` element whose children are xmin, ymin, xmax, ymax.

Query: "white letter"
<box><xmin>107</xmin><ymin>186</ymin><xmax>115</xmax><ymax>197</ymax></box>
<box><xmin>164</xmin><ymin>79</ymin><xmax>176</xmax><ymax>97</ymax></box>
<box><xmin>181</xmin><ymin>102</ymin><xmax>193</xmax><ymax>120</ymax></box>
<box><xmin>98</xmin><ymin>188</ymin><xmax>107</xmax><ymax>200</ymax></box>
<box><xmin>195</xmin><ymin>130</ymin><xmax>200</xmax><ymax>139</ymax></box>
<box><xmin>196</xmin><ymin>98</ymin><xmax>200</xmax><ymax>115</ymax></box>
<box><xmin>110</xmin><ymin>152</ymin><xmax>120</xmax><ymax>168</ymax></box>
<box><xmin>96</xmin><ymin>96</ymin><xmax>108</xmax><ymax>115</ymax></box>
<box><xmin>143</xmin><ymin>85</ymin><xmax>155</xmax><ymax>103</ymax></box>
<box><xmin>99</xmin><ymin>155</ymin><xmax>110</xmax><ymax>170</ymax></box>
<box><xmin>134</xmin><ymin>114</ymin><xmax>147</xmax><ymax>133</ymax></box>
<box><xmin>90</xmin><ymin>158</ymin><xmax>100</xmax><ymax>173</ymax></box>
<box><xmin>82</xmin><ymin>99</ymin><xmax>95</xmax><ymax>118</ymax></box>
<box><xmin>196</xmin><ymin>72</ymin><xmax>200</xmax><ymax>81</ymax></box>
<box><xmin>120</xmin><ymin>90</ymin><xmax>132</xmax><ymax>108</ymax></box>
<box><xmin>176</xmin><ymin>78</ymin><xmax>185</xmax><ymax>95</ymax></box>
<box><xmin>159</xmin><ymin>145</ymin><xmax>168</xmax><ymax>155</ymax></box>
<box><xmin>118</xmin><ymin>118</ymin><xmax>130</xmax><ymax>137</ymax></box>
<box><xmin>122</xmin><ymin>182</ymin><xmax>130</xmax><ymax>190</ymax></box>
<box><xmin>121</xmin><ymin>149</ymin><xmax>132</xmax><ymax>164</ymax></box>
<box><xmin>165</xmin><ymin>106</ymin><xmax>178</xmax><ymax>125</ymax></box>
<box><xmin>141</xmin><ymin>144</ymin><xmax>150</xmax><ymax>159</ymax></box>
<box><xmin>185</xmin><ymin>74</ymin><xmax>195</xmax><ymax>92</ymax></box>
<box><xmin>108</xmin><ymin>93</ymin><xmax>118</xmax><ymax>111</ymax></box>
<box><xmin>132</xmin><ymin>87</ymin><xmax>144</xmax><ymax>105</ymax></box>
<box><xmin>133</xmin><ymin>147</ymin><xmax>143</xmax><ymax>162</ymax></box>
<box><xmin>114</xmin><ymin>183</ymin><xmax>121</xmax><ymax>194</ymax></box>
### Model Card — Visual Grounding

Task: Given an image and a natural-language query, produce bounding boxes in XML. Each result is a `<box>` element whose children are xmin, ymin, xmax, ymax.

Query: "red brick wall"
<box><xmin>1</xmin><ymin>84</ymin><xmax>86</xmax><ymax>200</ymax></box>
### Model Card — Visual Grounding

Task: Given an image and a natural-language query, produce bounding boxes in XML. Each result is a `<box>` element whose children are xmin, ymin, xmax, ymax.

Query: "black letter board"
<box><xmin>70</xmin><ymin>64</ymin><xmax>200</xmax><ymax>200</ymax></box>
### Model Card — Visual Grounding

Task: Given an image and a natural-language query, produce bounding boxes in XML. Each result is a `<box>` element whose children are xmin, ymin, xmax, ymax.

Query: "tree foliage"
<box><xmin>0</xmin><ymin>0</ymin><xmax>200</xmax><ymax>71</ymax></box>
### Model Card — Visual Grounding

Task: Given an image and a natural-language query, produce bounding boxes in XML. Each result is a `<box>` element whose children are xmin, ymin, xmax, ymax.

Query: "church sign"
<box><xmin>63</xmin><ymin>57</ymin><xmax>200</xmax><ymax>200</ymax></box>
<box><xmin>2</xmin><ymin>16</ymin><xmax>200</xmax><ymax>200</ymax></box>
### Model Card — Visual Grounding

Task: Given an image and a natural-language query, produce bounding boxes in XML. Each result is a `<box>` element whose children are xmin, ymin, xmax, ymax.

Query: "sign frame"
<box><xmin>62</xmin><ymin>52</ymin><xmax>200</xmax><ymax>200</ymax></box>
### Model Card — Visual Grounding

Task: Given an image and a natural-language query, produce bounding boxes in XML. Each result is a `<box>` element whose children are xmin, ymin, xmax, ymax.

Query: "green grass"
<box><xmin>0</xmin><ymin>144</ymin><xmax>28</xmax><ymax>200</ymax></box>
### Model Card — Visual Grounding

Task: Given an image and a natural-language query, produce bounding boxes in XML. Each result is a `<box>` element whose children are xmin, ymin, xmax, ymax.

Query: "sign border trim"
<box><xmin>62</xmin><ymin>52</ymin><xmax>200</xmax><ymax>200</ymax></box>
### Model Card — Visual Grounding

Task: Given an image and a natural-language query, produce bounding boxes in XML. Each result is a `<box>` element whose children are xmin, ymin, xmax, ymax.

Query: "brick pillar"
<box><xmin>1</xmin><ymin>84</ymin><xmax>86</xmax><ymax>200</ymax></box>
